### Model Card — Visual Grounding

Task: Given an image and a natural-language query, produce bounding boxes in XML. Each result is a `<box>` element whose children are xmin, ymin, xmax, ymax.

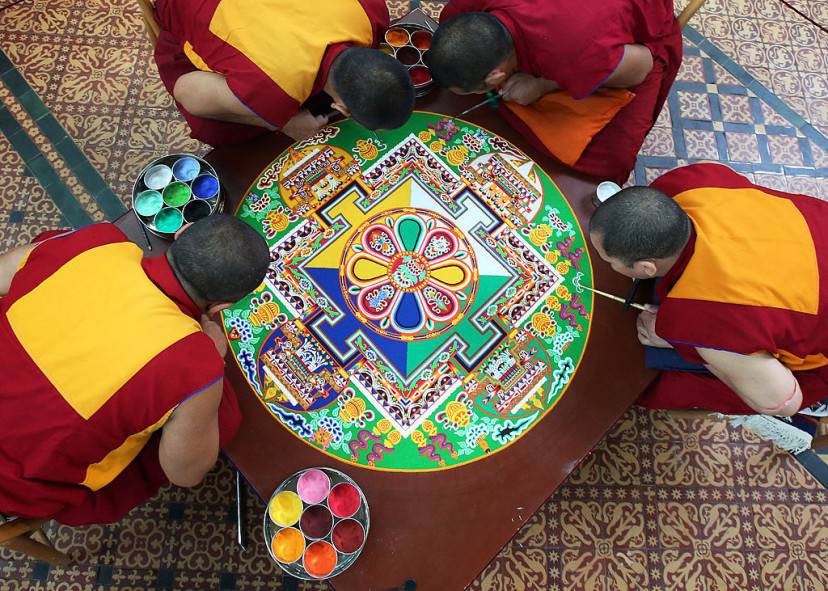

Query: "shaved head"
<box><xmin>425</xmin><ymin>12</ymin><xmax>513</xmax><ymax>92</ymax></box>
<box><xmin>590</xmin><ymin>186</ymin><xmax>691</xmax><ymax>266</ymax></box>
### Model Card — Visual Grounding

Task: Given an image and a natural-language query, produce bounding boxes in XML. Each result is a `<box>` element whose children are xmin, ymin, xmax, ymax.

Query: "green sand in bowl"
<box><xmin>163</xmin><ymin>182</ymin><xmax>191</xmax><ymax>207</ymax></box>
<box><xmin>134</xmin><ymin>190</ymin><xmax>164</xmax><ymax>217</ymax></box>
<box><xmin>154</xmin><ymin>208</ymin><xmax>183</xmax><ymax>233</ymax></box>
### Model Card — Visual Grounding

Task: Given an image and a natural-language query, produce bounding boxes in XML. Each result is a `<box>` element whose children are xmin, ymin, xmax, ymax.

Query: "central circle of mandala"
<box><xmin>388</xmin><ymin>251</ymin><xmax>429</xmax><ymax>291</ymax></box>
<box><xmin>340</xmin><ymin>208</ymin><xmax>478</xmax><ymax>341</ymax></box>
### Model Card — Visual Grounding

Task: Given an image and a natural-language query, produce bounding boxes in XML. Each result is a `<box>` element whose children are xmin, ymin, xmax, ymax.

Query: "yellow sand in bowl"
<box><xmin>271</xmin><ymin>527</ymin><xmax>305</xmax><ymax>563</ymax></box>
<box><xmin>269</xmin><ymin>491</ymin><xmax>303</xmax><ymax>526</ymax></box>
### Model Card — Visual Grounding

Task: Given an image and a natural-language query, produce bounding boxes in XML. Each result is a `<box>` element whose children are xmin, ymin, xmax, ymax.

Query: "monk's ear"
<box><xmin>631</xmin><ymin>260</ymin><xmax>658</xmax><ymax>278</ymax></box>
<box><xmin>206</xmin><ymin>302</ymin><xmax>232</xmax><ymax>320</ymax></box>
<box><xmin>174</xmin><ymin>222</ymin><xmax>193</xmax><ymax>240</ymax></box>
<box><xmin>331</xmin><ymin>100</ymin><xmax>351</xmax><ymax>118</ymax></box>
<box><xmin>484</xmin><ymin>68</ymin><xmax>508</xmax><ymax>89</ymax></box>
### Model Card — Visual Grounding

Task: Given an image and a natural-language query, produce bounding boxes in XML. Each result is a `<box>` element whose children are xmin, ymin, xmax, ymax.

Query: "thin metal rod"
<box><xmin>138</xmin><ymin>221</ymin><xmax>153</xmax><ymax>252</ymax></box>
<box><xmin>581</xmin><ymin>284</ymin><xmax>647</xmax><ymax>311</ymax></box>
<box><xmin>235</xmin><ymin>470</ymin><xmax>245</xmax><ymax>550</ymax></box>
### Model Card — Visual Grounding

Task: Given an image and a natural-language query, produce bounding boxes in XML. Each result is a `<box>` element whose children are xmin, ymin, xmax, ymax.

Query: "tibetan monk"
<box><xmin>0</xmin><ymin>216</ymin><xmax>269</xmax><ymax>525</ymax></box>
<box><xmin>589</xmin><ymin>163</ymin><xmax>828</xmax><ymax>416</ymax></box>
<box><xmin>154</xmin><ymin>0</ymin><xmax>415</xmax><ymax>145</ymax></box>
<box><xmin>426</xmin><ymin>0</ymin><xmax>682</xmax><ymax>184</ymax></box>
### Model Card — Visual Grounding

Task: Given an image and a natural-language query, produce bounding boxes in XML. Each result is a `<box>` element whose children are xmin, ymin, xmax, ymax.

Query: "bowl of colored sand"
<box><xmin>192</xmin><ymin>174</ymin><xmax>219</xmax><ymax>199</ymax></box>
<box><xmin>409</xmin><ymin>66</ymin><xmax>432</xmax><ymax>86</ymax></box>
<box><xmin>303</xmin><ymin>541</ymin><xmax>338</xmax><ymax>578</ymax></box>
<box><xmin>411</xmin><ymin>30</ymin><xmax>432</xmax><ymax>50</ymax></box>
<box><xmin>171</xmin><ymin>156</ymin><xmax>200</xmax><ymax>181</ymax></box>
<box><xmin>264</xmin><ymin>467</ymin><xmax>369</xmax><ymax>580</ymax></box>
<box><xmin>297</xmin><ymin>469</ymin><xmax>330</xmax><ymax>504</ymax></box>
<box><xmin>299</xmin><ymin>505</ymin><xmax>333</xmax><ymax>540</ymax></box>
<box><xmin>143</xmin><ymin>164</ymin><xmax>173</xmax><ymax>190</ymax></box>
<box><xmin>134</xmin><ymin>190</ymin><xmax>164</xmax><ymax>217</ymax></box>
<box><xmin>162</xmin><ymin>182</ymin><xmax>191</xmax><ymax>207</ymax></box>
<box><xmin>153</xmin><ymin>207</ymin><xmax>183</xmax><ymax>234</ymax></box>
<box><xmin>271</xmin><ymin>527</ymin><xmax>305</xmax><ymax>563</ymax></box>
<box><xmin>132</xmin><ymin>153</ymin><xmax>223</xmax><ymax>239</ymax></box>
<box><xmin>183</xmin><ymin>199</ymin><xmax>212</xmax><ymax>223</ymax></box>
<box><xmin>332</xmin><ymin>519</ymin><xmax>365</xmax><ymax>555</ymax></box>
<box><xmin>269</xmin><ymin>491</ymin><xmax>303</xmax><ymax>527</ymax></box>
<box><xmin>395</xmin><ymin>45</ymin><xmax>420</xmax><ymax>66</ymax></box>
<box><xmin>384</xmin><ymin>27</ymin><xmax>409</xmax><ymax>47</ymax></box>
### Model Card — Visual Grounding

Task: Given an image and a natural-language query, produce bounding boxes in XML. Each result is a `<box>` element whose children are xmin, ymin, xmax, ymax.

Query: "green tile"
<box><xmin>5</xmin><ymin>127</ymin><xmax>41</xmax><ymax>163</ymax></box>
<box><xmin>0</xmin><ymin>51</ymin><xmax>14</xmax><ymax>76</ymax></box>
<box><xmin>47</xmin><ymin>184</ymin><xmax>94</xmax><ymax>228</ymax></box>
<box><xmin>0</xmin><ymin>68</ymin><xmax>31</xmax><ymax>98</ymax></box>
<box><xmin>35</xmin><ymin>115</ymin><xmax>68</xmax><ymax>143</ymax></box>
<box><xmin>53</xmin><ymin>137</ymin><xmax>88</xmax><ymax>167</ymax></box>
<box><xmin>25</xmin><ymin>155</ymin><xmax>61</xmax><ymax>189</ymax></box>
<box><xmin>0</xmin><ymin>106</ymin><xmax>19</xmax><ymax>136</ymax></box>
<box><xmin>91</xmin><ymin>187</ymin><xmax>127</xmax><ymax>219</ymax></box>
<box><xmin>74</xmin><ymin>164</ymin><xmax>108</xmax><ymax>195</ymax></box>
<box><xmin>17</xmin><ymin>90</ymin><xmax>49</xmax><ymax>121</ymax></box>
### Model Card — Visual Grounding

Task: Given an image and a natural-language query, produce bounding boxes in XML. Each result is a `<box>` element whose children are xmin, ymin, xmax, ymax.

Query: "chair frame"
<box><xmin>678</xmin><ymin>0</ymin><xmax>707</xmax><ymax>29</ymax></box>
<box><xmin>137</xmin><ymin>0</ymin><xmax>160</xmax><ymax>46</ymax></box>
<box><xmin>0</xmin><ymin>518</ymin><xmax>71</xmax><ymax>566</ymax></box>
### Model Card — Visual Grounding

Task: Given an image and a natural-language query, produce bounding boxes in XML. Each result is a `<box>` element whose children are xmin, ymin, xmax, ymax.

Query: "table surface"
<box><xmin>118</xmin><ymin>88</ymin><xmax>656</xmax><ymax>591</ymax></box>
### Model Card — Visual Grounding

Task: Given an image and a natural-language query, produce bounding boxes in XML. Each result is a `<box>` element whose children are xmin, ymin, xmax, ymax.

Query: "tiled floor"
<box><xmin>0</xmin><ymin>0</ymin><xmax>827</xmax><ymax>589</ymax></box>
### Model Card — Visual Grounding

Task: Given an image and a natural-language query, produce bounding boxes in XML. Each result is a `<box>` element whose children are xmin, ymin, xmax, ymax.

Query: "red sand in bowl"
<box><xmin>332</xmin><ymin>519</ymin><xmax>365</xmax><ymax>554</ymax></box>
<box><xmin>411</xmin><ymin>30</ymin><xmax>432</xmax><ymax>50</ymax></box>
<box><xmin>304</xmin><ymin>541</ymin><xmax>337</xmax><ymax>578</ymax></box>
<box><xmin>328</xmin><ymin>483</ymin><xmax>361</xmax><ymax>518</ymax></box>
<box><xmin>299</xmin><ymin>505</ymin><xmax>333</xmax><ymax>539</ymax></box>
<box><xmin>409</xmin><ymin>66</ymin><xmax>432</xmax><ymax>86</ymax></box>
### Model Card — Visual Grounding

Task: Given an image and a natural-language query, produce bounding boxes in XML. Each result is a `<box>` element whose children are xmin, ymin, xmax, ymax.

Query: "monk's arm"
<box><xmin>696</xmin><ymin>348</ymin><xmax>803</xmax><ymax>416</ymax></box>
<box><xmin>158</xmin><ymin>379</ymin><xmax>223</xmax><ymax>487</ymax></box>
<box><xmin>0</xmin><ymin>243</ymin><xmax>36</xmax><ymax>296</ymax></box>
<box><xmin>603</xmin><ymin>44</ymin><xmax>653</xmax><ymax>89</ymax></box>
<box><xmin>173</xmin><ymin>71</ymin><xmax>277</xmax><ymax>129</ymax></box>
<box><xmin>500</xmin><ymin>73</ymin><xmax>559</xmax><ymax>105</ymax></box>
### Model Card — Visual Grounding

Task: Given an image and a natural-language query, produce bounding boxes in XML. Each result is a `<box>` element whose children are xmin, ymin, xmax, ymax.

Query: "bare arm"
<box><xmin>173</xmin><ymin>71</ymin><xmax>327</xmax><ymax>140</ymax></box>
<box><xmin>603</xmin><ymin>44</ymin><xmax>653</xmax><ymax>88</ymax></box>
<box><xmin>173</xmin><ymin>71</ymin><xmax>276</xmax><ymax>129</ymax></box>
<box><xmin>0</xmin><ymin>243</ymin><xmax>36</xmax><ymax>297</ymax></box>
<box><xmin>696</xmin><ymin>347</ymin><xmax>802</xmax><ymax>416</ymax></box>
<box><xmin>500</xmin><ymin>73</ymin><xmax>559</xmax><ymax>105</ymax></box>
<box><xmin>158</xmin><ymin>379</ymin><xmax>223</xmax><ymax>487</ymax></box>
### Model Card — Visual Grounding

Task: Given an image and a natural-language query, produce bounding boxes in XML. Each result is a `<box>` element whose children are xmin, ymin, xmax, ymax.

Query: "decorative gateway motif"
<box><xmin>225</xmin><ymin>112</ymin><xmax>593</xmax><ymax>471</ymax></box>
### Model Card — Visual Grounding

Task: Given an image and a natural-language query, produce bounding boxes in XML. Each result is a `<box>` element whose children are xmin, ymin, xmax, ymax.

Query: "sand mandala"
<box><xmin>224</xmin><ymin>112</ymin><xmax>593</xmax><ymax>471</ymax></box>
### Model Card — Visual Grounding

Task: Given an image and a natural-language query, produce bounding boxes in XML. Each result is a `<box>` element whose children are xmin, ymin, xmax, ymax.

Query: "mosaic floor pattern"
<box><xmin>1</xmin><ymin>409</ymin><xmax>826</xmax><ymax>590</ymax></box>
<box><xmin>0</xmin><ymin>0</ymin><xmax>827</xmax><ymax>589</ymax></box>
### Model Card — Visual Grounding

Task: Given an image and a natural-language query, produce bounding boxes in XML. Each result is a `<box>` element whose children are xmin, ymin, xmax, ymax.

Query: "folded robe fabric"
<box><xmin>501</xmin><ymin>89</ymin><xmax>635</xmax><ymax>166</ymax></box>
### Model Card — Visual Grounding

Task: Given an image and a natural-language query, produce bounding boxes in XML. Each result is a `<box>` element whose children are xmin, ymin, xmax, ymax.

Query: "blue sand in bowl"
<box><xmin>192</xmin><ymin>174</ymin><xmax>219</xmax><ymax>199</ymax></box>
<box><xmin>172</xmin><ymin>157</ymin><xmax>200</xmax><ymax>181</ymax></box>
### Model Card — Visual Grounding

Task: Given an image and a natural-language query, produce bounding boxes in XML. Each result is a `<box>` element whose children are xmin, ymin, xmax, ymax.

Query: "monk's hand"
<box><xmin>282</xmin><ymin>110</ymin><xmax>328</xmax><ymax>141</ymax></box>
<box><xmin>636</xmin><ymin>305</ymin><xmax>672</xmax><ymax>348</ymax></box>
<box><xmin>200</xmin><ymin>313</ymin><xmax>228</xmax><ymax>359</ymax></box>
<box><xmin>500</xmin><ymin>73</ymin><xmax>548</xmax><ymax>106</ymax></box>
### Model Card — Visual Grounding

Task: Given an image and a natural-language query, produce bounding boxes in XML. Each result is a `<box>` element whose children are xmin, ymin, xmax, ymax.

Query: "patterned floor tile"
<box><xmin>466</xmin><ymin>545</ymin><xmax>550</xmax><ymax>591</ymax></box>
<box><xmin>683</xmin><ymin>0</ymin><xmax>828</xmax><ymax>138</ymax></box>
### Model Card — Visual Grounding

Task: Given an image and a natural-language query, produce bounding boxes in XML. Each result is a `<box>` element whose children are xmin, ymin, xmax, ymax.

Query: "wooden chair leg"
<box><xmin>137</xmin><ymin>0</ymin><xmax>160</xmax><ymax>46</ymax></box>
<box><xmin>2</xmin><ymin>533</ymin><xmax>71</xmax><ymax>566</ymax></box>
<box><xmin>30</xmin><ymin>527</ymin><xmax>51</xmax><ymax>547</ymax></box>
<box><xmin>678</xmin><ymin>0</ymin><xmax>707</xmax><ymax>29</ymax></box>
<box><xmin>812</xmin><ymin>434</ymin><xmax>828</xmax><ymax>450</ymax></box>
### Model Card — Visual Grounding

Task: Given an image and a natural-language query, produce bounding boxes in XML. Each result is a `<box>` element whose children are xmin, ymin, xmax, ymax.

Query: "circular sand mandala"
<box><xmin>224</xmin><ymin>112</ymin><xmax>593</xmax><ymax>471</ymax></box>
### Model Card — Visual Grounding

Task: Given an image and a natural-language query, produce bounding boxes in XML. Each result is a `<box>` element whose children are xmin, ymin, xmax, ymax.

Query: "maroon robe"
<box><xmin>440</xmin><ymin>0</ymin><xmax>683</xmax><ymax>183</ymax></box>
